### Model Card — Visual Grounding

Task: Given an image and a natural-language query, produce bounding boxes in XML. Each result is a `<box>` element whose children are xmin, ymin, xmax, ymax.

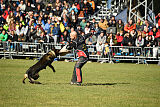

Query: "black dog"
<box><xmin>22</xmin><ymin>46</ymin><xmax>70</xmax><ymax>84</ymax></box>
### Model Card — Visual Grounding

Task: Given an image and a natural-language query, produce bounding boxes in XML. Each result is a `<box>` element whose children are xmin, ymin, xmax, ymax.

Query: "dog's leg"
<box><xmin>28</xmin><ymin>77</ymin><xmax>42</xmax><ymax>84</ymax></box>
<box><xmin>22</xmin><ymin>74</ymin><xmax>28</xmax><ymax>84</ymax></box>
<box><xmin>48</xmin><ymin>64</ymin><xmax>56</xmax><ymax>72</ymax></box>
<box><xmin>29</xmin><ymin>80</ymin><xmax>42</xmax><ymax>84</ymax></box>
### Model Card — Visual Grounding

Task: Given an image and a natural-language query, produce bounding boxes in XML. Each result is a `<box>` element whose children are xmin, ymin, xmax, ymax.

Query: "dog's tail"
<box><xmin>22</xmin><ymin>74</ymin><xmax>28</xmax><ymax>84</ymax></box>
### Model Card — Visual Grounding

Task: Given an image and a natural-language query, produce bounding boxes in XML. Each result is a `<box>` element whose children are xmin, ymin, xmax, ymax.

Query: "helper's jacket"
<box><xmin>69</xmin><ymin>33</ymin><xmax>91</xmax><ymax>58</ymax></box>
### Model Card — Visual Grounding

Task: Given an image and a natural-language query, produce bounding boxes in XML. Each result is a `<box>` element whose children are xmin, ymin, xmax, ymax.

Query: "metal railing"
<box><xmin>0</xmin><ymin>42</ymin><xmax>159</xmax><ymax>64</ymax></box>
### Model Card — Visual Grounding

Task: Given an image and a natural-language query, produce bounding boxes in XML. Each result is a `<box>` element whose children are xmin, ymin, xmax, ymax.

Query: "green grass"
<box><xmin>0</xmin><ymin>59</ymin><xmax>160</xmax><ymax>107</ymax></box>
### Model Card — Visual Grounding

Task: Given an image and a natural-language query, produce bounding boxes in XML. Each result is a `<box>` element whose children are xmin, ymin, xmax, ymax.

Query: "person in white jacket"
<box><xmin>96</xmin><ymin>30</ymin><xmax>106</xmax><ymax>55</ymax></box>
<box><xmin>18</xmin><ymin>0</ymin><xmax>26</xmax><ymax>12</ymax></box>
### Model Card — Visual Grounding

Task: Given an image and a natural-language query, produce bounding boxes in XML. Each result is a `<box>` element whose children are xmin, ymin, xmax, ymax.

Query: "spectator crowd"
<box><xmin>0</xmin><ymin>0</ymin><xmax>160</xmax><ymax>56</ymax></box>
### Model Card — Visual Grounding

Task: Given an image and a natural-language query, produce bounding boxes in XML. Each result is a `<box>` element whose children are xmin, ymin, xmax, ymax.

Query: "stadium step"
<box><xmin>88</xmin><ymin>0</ymin><xmax>128</xmax><ymax>21</ymax></box>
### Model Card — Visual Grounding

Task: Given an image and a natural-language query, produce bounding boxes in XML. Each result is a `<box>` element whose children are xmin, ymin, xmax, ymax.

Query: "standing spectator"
<box><xmin>0</xmin><ymin>29</ymin><xmax>8</xmax><ymax>50</ymax></box>
<box><xmin>96</xmin><ymin>31</ymin><xmax>106</xmax><ymax>55</ymax></box>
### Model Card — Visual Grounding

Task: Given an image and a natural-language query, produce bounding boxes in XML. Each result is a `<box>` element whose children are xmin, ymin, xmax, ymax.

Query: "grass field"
<box><xmin>0</xmin><ymin>59</ymin><xmax>160</xmax><ymax>107</ymax></box>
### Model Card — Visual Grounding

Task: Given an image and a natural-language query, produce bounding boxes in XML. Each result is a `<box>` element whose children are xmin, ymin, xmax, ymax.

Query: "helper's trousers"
<box><xmin>71</xmin><ymin>56</ymin><xmax>88</xmax><ymax>83</ymax></box>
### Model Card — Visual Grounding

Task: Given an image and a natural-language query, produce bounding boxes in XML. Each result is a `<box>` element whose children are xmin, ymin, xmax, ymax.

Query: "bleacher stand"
<box><xmin>0</xmin><ymin>0</ymin><xmax>160</xmax><ymax>63</ymax></box>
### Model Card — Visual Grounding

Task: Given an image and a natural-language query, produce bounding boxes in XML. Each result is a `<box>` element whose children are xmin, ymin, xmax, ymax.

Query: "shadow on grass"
<box><xmin>81</xmin><ymin>83</ymin><xmax>130</xmax><ymax>86</ymax></box>
<box><xmin>42</xmin><ymin>82</ymin><xmax>130</xmax><ymax>86</ymax></box>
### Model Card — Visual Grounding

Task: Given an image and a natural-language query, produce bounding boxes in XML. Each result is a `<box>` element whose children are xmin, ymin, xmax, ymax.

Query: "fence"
<box><xmin>0</xmin><ymin>42</ymin><xmax>160</xmax><ymax>64</ymax></box>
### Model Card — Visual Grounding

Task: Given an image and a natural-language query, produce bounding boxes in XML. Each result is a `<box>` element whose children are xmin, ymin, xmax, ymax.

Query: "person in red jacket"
<box><xmin>124</xmin><ymin>20</ymin><xmax>136</xmax><ymax>33</ymax></box>
<box><xmin>155</xmin><ymin>13</ymin><xmax>160</xmax><ymax>29</ymax></box>
<box><xmin>2</xmin><ymin>6</ymin><xmax>12</xmax><ymax>20</ymax></box>
<box><xmin>75</xmin><ymin>0</ymin><xmax>80</xmax><ymax>11</ymax></box>
<box><xmin>116</xmin><ymin>30</ymin><xmax>124</xmax><ymax>46</ymax></box>
<box><xmin>149</xmin><ymin>26</ymin><xmax>160</xmax><ymax>46</ymax></box>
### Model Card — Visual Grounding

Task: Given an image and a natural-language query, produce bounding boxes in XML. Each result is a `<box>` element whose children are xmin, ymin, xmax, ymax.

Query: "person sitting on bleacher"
<box><xmin>18</xmin><ymin>0</ymin><xmax>26</xmax><ymax>13</ymax></box>
<box><xmin>116</xmin><ymin>31</ymin><xmax>124</xmax><ymax>46</ymax></box>
<box><xmin>122</xmin><ymin>33</ymin><xmax>133</xmax><ymax>46</ymax></box>
<box><xmin>124</xmin><ymin>19</ymin><xmax>136</xmax><ymax>33</ymax></box>
<box><xmin>81</xmin><ymin>0</ymin><xmax>93</xmax><ymax>17</ymax></box>
<box><xmin>116</xmin><ymin>19</ymin><xmax>124</xmax><ymax>33</ymax></box>
<box><xmin>108</xmin><ymin>16</ymin><xmax>116</xmax><ymax>27</ymax></box>
<box><xmin>86</xmin><ymin>28</ymin><xmax>97</xmax><ymax>45</ymax></box>
<box><xmin>135</xmin><ymin>34</ymin><xmax>144</xmax><ymax>48</ymax></box>
<box><xmin>98</xmin><ymin>18</ymin><xmax>108</xmax><ymax>34</ymax></box>
<box><xmin>136</xmin><ymin>18</ymin><xmax>144</xmax><ymax>31</ymax></box>
<box><xmin>80</xmin><ymin>18</ymin><xmax>87</xmax><ymax>31</ymax></box>
<box><xmin>90</xmin><ymin>18</ymin><xmax>97</xmax><ymax>29</ymax></box>
<box><xmin>0</xmin><ymin>29</ymin><xmax>8</xmax><ymax>42</ymax></box>
<box><xmin>16</xmin><ymin>23</ymin><xmax>26</xmax><ymax>42</ymax></box>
